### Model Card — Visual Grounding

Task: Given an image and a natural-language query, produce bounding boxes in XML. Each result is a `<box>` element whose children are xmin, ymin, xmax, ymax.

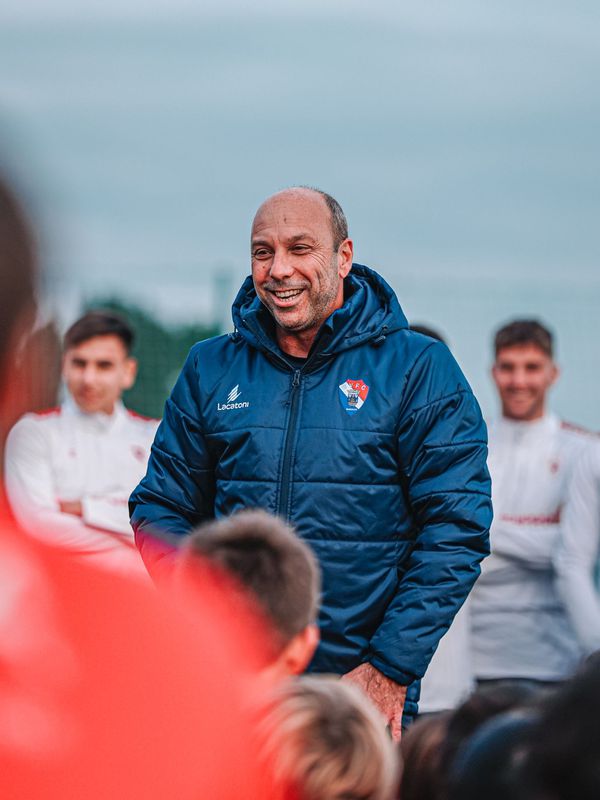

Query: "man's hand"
<box><xmin>341</xmin><ymin>662</ymin><xmax>407</xmax><ymax>742</ymax></box>
<box><xmin>59</xmin><ymin>500</ymin><xmax>83</xmax><ymax>517</ymax></box>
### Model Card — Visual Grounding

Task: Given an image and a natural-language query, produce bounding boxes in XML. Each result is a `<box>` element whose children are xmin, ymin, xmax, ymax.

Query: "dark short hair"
<box><xmin>410</xmin><ymin>323</ymin><xmax>447</xmax><ymax>345</ymax></box>
<box><xmin>300</xmin><ymin>186</ymin><xmax>349</xmax><ymax>250</ymax></box>
<box><xmin>494</xmin><ymin>319</ymin><xmax>554</xmax><ymax>358</ymax></box>
<box><xmin>519</xmin><ymin>654</ymin><xmax>600</xmax><ymax>800</ymax></box>
<box><xmin>183</xmin><ymin>510</ymin><xmax>320</xmax><ymax>646</ymax></box>
<box><xmin>0</xmin><ymin>176</ymin><xmax>37</xmax><ymax>376</ymax></box>
<box><xmin>64</xmin><ymin>311</ymin><xmax>134</xmax><ymax>354</ymax></box>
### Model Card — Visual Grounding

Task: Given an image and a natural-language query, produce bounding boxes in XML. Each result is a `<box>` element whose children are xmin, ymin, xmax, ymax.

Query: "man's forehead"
<box><xmin>65</xmin><ymin>334</ymin><xmax>128</xmax><ymax>360</ymax></box>
<box><xmin>252</xmin><ymin>189</ymin><xmax>329</xmax><ymax>233</ymax></box>
<box><xmin>495</xmin><ymin>343</ymin><xmax>552</xmax><ymax>363</ymax></box>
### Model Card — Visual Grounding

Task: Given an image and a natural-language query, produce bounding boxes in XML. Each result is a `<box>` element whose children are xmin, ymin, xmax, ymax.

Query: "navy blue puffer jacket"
<box><xmin>130</xmin><ymin>265</ymin><xmax>492</xmax><ymax>717</ymax></box>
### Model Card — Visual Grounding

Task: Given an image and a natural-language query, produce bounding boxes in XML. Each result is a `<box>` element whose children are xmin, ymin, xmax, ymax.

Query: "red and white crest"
<box><xmin>338</xmin><ymin>379</ymin><xmax>370</xmax><ymax>414</ymax></box>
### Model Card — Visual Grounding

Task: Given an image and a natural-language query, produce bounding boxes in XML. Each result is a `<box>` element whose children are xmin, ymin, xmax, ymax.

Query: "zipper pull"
<box><xmin>292</xmin><ymin>370</ymin><xmax>301</xmax><ymax>388</ymax></box>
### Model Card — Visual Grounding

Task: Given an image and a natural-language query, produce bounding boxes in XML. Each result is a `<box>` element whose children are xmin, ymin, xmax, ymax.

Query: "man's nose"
<box><xmin>81</xmin><ymin>365</ymin><xmax>97</xmax><ymax>384</ymax></box>
<box><xmin>511</xmin><ymin>368</ymin><xmax>528</xmax><ymax>387</ymax></box>
<box><xmin>269</xmin><ymin>250</ymin><xmax>295</xmax><ymax>281</ymax></box>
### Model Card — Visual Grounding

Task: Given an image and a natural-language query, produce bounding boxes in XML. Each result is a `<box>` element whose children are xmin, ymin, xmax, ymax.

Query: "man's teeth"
<box><xmin>273</xmin><ymin>288</ymin><xmax>303</xmax><ymax>299</ymax></box>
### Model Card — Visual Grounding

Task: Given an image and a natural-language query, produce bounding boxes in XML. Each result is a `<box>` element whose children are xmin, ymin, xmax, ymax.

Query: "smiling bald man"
<box><xmin>130</xmin><ymin>186</ymin><xmax>492</xmax><ymax>734</ymax></box>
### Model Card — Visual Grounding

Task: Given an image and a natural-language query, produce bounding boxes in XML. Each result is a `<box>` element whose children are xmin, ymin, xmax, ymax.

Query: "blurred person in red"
<box><xmin>0</xmin><ymin>173</ymin><xmax>279</xmax><ymax>799</ymax></box>
<box><xmin>5</xmin><ymin>310</ymin><xmax>157</xmax><ymax>577</ymax></box>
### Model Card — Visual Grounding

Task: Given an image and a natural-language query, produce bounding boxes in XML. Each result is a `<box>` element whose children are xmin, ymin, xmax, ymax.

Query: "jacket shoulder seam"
<box><xmin>151</xmin><ymin>442</ymin><xmax>213</xmax><ymax>472</ymax></box>
<box><xmin>166</xmin><ymin>395</ymin><xmax>203</xmax><ymax>431</ymax></box>
<box><xmin>421</xmin><ymin>438</ymin><xmax>487</xmax><ymax>450</ymax></box>
<box><xmin>407</xmin><ymin>387</ymin><xmax>472</xmax><ymax>417</ymax></box>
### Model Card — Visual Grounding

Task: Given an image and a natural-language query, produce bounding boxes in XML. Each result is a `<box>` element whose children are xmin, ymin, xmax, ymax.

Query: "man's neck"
<box><xmin>276</xmin><ymin>329</ymin><xmax>316</xmax><ymax>359</ymax></box>
<box><xmin>501</xmin><ymin>409</ymin><xmax>547</xmax><ymax>424</ymax></box>
<box><xmin>70</xmin><ymin>396</ymin><xmax>120</xmax><ymax>418</ymax></box>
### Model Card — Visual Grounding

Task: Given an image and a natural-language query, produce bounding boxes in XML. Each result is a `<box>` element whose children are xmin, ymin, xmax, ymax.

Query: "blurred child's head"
<box><xmin>179</xmin><ymin>509</ymin><xmax>320</xmax><ymax>678</ymax></box>
<box><xmin>258</xmin><ymin>675</ymin><xmax>400</xmax><ymax>800</ymax></box>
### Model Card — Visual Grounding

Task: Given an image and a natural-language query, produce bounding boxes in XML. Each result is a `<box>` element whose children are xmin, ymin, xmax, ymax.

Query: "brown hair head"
<box><xmin>64</xmin><ymin>310</ymin><xmax>134</xmax><ymax>354</ymax></box>
<box><xmin>182</xmin><ymin>509</ymin><xmax>320</xmax><ymax>647</ymax></box>
<box><xmin>494</xmin><ymin>319</ymin><xmax>554</xmax><ymax>358</ymax></box>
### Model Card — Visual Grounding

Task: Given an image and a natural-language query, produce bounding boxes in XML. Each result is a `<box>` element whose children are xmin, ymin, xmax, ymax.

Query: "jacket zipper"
<box><xmin>277</xmin><ymin>369</ymin><xmax>302</xmax><ymax>519</ymax></box>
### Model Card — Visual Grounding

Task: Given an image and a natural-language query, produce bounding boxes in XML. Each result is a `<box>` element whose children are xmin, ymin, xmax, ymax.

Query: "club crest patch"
<box><xmin>338</xmin><ymin>379</ymin><xmax>369</xmax><ymax>414</ymax></box>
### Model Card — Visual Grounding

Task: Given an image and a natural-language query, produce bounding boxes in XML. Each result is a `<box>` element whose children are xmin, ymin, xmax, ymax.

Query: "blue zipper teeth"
<box><xmin>277</xmin><ymin>369</ymin><xmax>302</xmax><ymax>519</ymax></box>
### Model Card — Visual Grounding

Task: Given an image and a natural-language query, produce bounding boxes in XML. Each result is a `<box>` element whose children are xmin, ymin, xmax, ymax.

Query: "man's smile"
<box><xmin>268</xmin><ymin>287</ymin><xmax>306</xmax><ymax>306</ymax></box>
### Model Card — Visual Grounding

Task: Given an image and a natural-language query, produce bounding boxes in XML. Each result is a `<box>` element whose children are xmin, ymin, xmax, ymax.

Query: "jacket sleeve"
<box><xmin>368</xmin><ymin>341</ymin><xmax>492</xmax><ymax>685</ymax></box>
<box><xmin>129</xmin><ymin>347</ymin><xmax>216</xmax><ymax>577</ymax></box>
<box><xmin>554</xmin><ymin>442</ymin><xmax>600</xmax><ymax>655</ymax></box>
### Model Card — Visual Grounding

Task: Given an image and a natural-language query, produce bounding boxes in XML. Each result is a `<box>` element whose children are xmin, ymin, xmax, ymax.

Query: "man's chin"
<box><xmin>503</xmin><ymin>403</ymin><xmax>541</xmax><ymax>421</ymax></box>
<box><xmin>75</xmin><ymin>397</ymin><xmax>105</xmax><ymax>414</ymax></box>
<box><xmin>271</xmin><ymin>309</ymin><xmax>309</xmax><ymax>332</ymax></box>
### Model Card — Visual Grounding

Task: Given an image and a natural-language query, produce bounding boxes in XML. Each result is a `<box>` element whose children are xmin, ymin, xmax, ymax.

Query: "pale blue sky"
<box><xmin>0</xmin><ymin>2</ymin><xmax>598</xmax><ymax>423</ymax></box>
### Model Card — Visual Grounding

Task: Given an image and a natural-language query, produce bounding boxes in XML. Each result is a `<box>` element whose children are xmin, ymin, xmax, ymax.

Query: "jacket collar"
<box><xmin>63</xmin><ymin>395</ymin><xmax>126</xmax><ymax>431</ymax></box>
<box><xmin>231</xmin><ymin>263</ymin><xmax>408</xmax><ymax>367</ymax></box>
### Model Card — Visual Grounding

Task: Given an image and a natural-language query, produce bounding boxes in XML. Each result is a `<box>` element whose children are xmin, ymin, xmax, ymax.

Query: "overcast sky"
<box><xmin>1</xmin><ymin>1</ymin><xmax>599</xmax><ymax>422</ymax></box>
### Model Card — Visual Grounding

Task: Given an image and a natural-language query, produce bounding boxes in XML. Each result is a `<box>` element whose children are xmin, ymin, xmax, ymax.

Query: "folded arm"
<box><xmin>555</xmin><ymin>444</ymin><xmax>600</xmax><ymax>655</ymax></box>
<box><xmin>5</xmin><ymin>417</ymin><xmax>140</xmax><ymax>572</ymax></box>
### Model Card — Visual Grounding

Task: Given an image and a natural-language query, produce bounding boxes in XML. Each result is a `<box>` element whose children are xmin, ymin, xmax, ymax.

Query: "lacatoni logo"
<box><xmin>217</xmin><ymin>384</ymin><xmax>250</xmax><ymax>411</ymax></box>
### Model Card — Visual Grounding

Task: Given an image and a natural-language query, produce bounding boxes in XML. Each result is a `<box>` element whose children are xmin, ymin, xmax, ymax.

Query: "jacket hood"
<box><xmin>231</xmin><ymin>263</ymin><xmax>408</xmax><ymax>359</ymax></box>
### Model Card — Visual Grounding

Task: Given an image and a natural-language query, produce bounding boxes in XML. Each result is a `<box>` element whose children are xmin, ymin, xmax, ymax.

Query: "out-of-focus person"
<box><xmin>0</xmin><ymin>172</ymin><xmax>278</xmax><ymax>799</ymax></box>
<box><xmin>399</xmin><ymin>712</ymin><xmax>450</xmax><ymax>800</ymax></box>
<box><xmin>518</xmin><ymin>652</ymin><xmax>600</xmax><ymax>800</ymax></box>
<box><xmin>5</xmin><ymin>310</ymin><xmax>158</xmax><ymax>575</ymax></box>
<box><xmin>258</xmin><ymin>675</ymin><xmax>400</xmax><ymax>800</ymax></box>
<box><xmin>471</xmin><ymin>319</ymin><xmax>592</xmax><ymax>690</ymax></box>
<box><xmin>555</xmin><ymin>439</ymin><xmax>600</xmax><ymax>656</ymax></box>
<box><xmin>446</xmin><ymin>710</ymin><xmax>536</xmax><ymax>800</ymax></box>
<box><xmin>177</xmin><ymin>509</ymin><xmax>321</xmax><ymax>682</ymax></box>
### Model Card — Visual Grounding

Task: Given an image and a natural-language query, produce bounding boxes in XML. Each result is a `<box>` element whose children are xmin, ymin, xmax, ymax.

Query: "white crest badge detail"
<box><xmin>227</xmin><ymin>384</ymin><xmax>242</xmax><ymax>403</ymax></box>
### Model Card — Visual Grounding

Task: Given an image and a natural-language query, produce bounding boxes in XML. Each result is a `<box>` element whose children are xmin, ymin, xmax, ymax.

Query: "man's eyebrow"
<box><xmin>251</xmin><ymin>238</ymin><xmax>269</xmax><ymax>247</ymax></box>
<box><xmin>287</xmin><ymin>233</ymin><xmax>316</xmax><ymax>245</ymax></box>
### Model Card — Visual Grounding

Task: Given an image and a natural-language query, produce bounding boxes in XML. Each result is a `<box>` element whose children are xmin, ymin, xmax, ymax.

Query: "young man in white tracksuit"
<box><xmin>555</xmin><ymin>439</ymin><xmax>600</xmax><ymax>657</ymax></box>
<box><xmin>471</xmin><ymin>319</ymin><xmax>591</xmax><ymax>689</ymax></box>
<box><xmin>5</xmin><ymin>311</ymin><xmax>158</xmax><ymax>575</ymax></box>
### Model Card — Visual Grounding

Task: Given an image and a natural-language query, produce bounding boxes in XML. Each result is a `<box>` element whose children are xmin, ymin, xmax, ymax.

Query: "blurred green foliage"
<box><xmin>86</xmin><ymin>298</ymin><xmax>220</xmax><ymax>419</ymax></box>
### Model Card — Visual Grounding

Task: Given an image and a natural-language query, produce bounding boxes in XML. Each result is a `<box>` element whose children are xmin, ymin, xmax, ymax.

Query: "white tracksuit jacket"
<box><xmin>5</xmin><ymin>397</ymin><xmax>158</xmax><ymax>575</ymax></box>
<box><xmin>555</xmin><ymin>439</ymin><xmax>600</xmax><ymax>656</ymax></box>
<box><xmin>471</xmin><ymin>413</ymin><xmax>590</xmax><ymax>681</ymax></box>
<box><xmin>419</xmin><ymin>600</ymin><xmax>474</xmax><ymax>713</ymax></box>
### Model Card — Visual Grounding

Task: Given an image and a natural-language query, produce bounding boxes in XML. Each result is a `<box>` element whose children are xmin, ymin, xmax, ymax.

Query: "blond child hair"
<box><xmin>258</xmin><ymin>675</ymin><xmax>400</xmax><ymax>800</ymax></box>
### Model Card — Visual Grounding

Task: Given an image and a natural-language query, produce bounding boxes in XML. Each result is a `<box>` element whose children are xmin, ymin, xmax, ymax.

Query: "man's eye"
<box><xmin>253</xmin><ymin>248</ymin><xmax>271</xmax><ymax>259</ymax></box>
<box><xmin>291</xmin><ymin>245</ymin><xmax>309</xmax><ymax>253</ymax></box>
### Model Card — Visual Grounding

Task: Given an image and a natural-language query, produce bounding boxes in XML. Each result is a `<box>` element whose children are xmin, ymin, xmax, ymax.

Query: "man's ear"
<box><xmin>123</xmin><ymin>357</ymin><xmax>138</xmax><ymax>390</ymax></box>
<box><xmin>279</xmin><ymin>623</ymin><xmax>320</xmax><ymax>676</ymax></box>
<box><xmin>337</xmin><ymin>238</ymin><xmax>353</xmax><ymax>279</ymax></box>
